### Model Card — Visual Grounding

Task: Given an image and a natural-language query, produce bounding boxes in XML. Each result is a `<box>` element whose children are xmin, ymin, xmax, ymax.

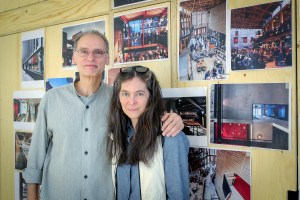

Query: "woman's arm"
<box><xmin>163</xmin><ymin>132</ymin><xmax>190</xmax><ymax>199</ymax></box>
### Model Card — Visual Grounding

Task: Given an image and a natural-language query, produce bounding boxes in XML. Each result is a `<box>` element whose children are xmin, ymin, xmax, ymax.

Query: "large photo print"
<box><xmin>114</xmin><ymin>7</ymin><xmax>169</xmax><ymax>64</ymax></box>
<box><xmin>162</xmin><ymin>87</ymin><xmax>207</xmax><ymax>147</ymax></box>
<box><xmin>178</xmin><ymin>0</ymin><xmax>227</xmax><ymax>81</ymax></box>
<box><xmin>231</xmin><ymin>0</ymin><xmax>292</xmax><ymax>70</ymax></box>
<box><xmin>210</xmin><ymin>83</ymin><xmax>291</xmax><ymax>150</ymax></box>
<box><xmin>188</xmin><ymin>148</ymin><xmax>251</xmax><ymax>200</ymax></box>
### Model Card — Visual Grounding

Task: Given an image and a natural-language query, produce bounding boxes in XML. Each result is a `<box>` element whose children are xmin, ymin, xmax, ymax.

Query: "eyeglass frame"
<box><xmin>74</xmin><ymin>48</ymin><xmax>108</xmax><ymax>58</ymax></box>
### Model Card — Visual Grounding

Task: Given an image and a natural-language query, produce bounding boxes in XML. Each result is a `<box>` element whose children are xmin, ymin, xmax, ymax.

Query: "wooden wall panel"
<box><xmin>175</xmin><ymin>0</ymin><xmax>297</xmax><ymax>199</ymax></box>
<box><xmin>297</xmin><ymin>0</ymin><xmax>300</xmax><ymax>196</ymax></box>
<box><xmin>0</xmin><ymin>0</ymin><xmax>297</xmax><ymax>199</ymax></box>
<box><xmin>0</xmin><ymin>0</ymin><xmax>109</xmax><ymax>37</ymax></box>
<box><xmin>0</xmin><ymin>0</ymin><xmax>43</xmax><ymax>13</ymax></box>
<box><xmin>0</xmin><ymin>34</ymin><xmax>19</xmax><ymax>200</ymax></box>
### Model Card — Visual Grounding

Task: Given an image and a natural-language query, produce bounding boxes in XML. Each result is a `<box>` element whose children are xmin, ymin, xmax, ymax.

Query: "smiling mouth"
<box><xmin>85</xmin><ymin>65</ymin><xmax>97</xmax><ymax>68</ymax></box>
<box><xmin>127</xmin><ymin>108</ymin><xmax>139</xmax><ymax>112</ymax></box>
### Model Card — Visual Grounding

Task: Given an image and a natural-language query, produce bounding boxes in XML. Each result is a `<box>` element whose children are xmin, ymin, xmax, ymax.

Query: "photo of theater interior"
<box><xmin>114</xmin><ymin>7</ymin><xmax>168</xmax><ymax>63</ymax></box>
<box><xmin>210</xmin><ymin>83</ymin><xmax>290</xmax><ymax>150</ymax></box>
<box><xmin>179</xmin><ymin>0</ymin><xmax>226</xmax><ymax>81</ymax></box>
<box><xmin>188</xmin><ymin>148</ymin><xmax>250</xmax><ymax>200</ymax></box>
<box><xmin>163</xmin><ymin>96</ymin><xmax>207</xmax><ymax>137</ymax></box>
<box><xmin>231</xmin><ymin>0</ymin><xmax>292</xmax><ymax>70</ymax></box>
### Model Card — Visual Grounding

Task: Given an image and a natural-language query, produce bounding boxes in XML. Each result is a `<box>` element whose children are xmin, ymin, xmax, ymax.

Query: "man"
<box><xmin>23</xmin><ymin>30</ymin><xmax>184</xmax><ymax>200</ymax></box>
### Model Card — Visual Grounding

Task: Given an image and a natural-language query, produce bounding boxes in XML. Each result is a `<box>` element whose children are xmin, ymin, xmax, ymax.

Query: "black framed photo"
<box><xmin>114</xmin><ymin>0</ymin><xmax>152</xmax><ymax>8</ymax></box>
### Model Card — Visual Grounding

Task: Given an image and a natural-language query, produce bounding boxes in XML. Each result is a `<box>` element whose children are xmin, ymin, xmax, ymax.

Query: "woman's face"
<box><xmin>119</xmin><ymin>77</ymin><xmax>150</xmax><ymax>127</ymax></box>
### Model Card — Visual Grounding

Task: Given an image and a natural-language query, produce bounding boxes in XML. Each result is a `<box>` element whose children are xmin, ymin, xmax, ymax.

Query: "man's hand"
<box><xmin>161</xmin><ymin>112</ymin><xmax>184</xmax><ymax>137</ymax></box>
<box><xmin>27</xmin><ymin>184</ymin><xmax>39</xmax><ymax>200</ymax></box>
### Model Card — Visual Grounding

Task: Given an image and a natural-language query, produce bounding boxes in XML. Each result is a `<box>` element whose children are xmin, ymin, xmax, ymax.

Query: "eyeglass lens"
<box><xmin>77</xmin><ymin>49</ymin><xmax>106</xmax><ymax>57</ymax></box>
<box><xmin>121</xmin><ymin>66</ymin><xmax>149</xmax><ymax>73</ymax></box>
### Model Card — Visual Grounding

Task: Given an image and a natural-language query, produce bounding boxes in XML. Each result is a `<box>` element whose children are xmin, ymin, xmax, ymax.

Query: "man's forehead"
<box><xmin>78</xmin><ymin>34</ymin><xmax>105</xmax><ymax>45</ymax></box>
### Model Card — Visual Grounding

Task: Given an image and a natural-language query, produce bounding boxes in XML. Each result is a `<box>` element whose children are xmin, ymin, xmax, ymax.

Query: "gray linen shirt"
<box><xmin>23</xmin><ymin>82</ymin><xmax>114</xmax><ymax>200</ymax></box>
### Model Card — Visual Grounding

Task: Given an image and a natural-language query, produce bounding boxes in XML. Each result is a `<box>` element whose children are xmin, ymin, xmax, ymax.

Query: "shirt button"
<box><xmin>84</xmin><ymin>175</ymin><xmax>88</xmax><ymax>179</ymax></box>
<box><xmin>85</xmin><ymin>151</ymin><xmax>88</xmax><ymax>155</ymax></box>
<box><xmin>86</xmin><ymin>105</ymin><xmax>89</xmax><ymax>109</ymax></box>
<box><xmin>85</xmin><ymin>128</ymin><xmax>88</xmax><ymax>132</ymax></box>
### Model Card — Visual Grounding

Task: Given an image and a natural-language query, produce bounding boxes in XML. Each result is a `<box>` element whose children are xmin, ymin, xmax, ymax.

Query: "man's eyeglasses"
<box><xmin>120</xmin><ymin>66</ymin><xmax>149</xmax><ymax>74</ymax></box>
<box><xmin>75</xmin><ymin>48</ymin><xmax>107</xmax><ymax>58</ymax></box>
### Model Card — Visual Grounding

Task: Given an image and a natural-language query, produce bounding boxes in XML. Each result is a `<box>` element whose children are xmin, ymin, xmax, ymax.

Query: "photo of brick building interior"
<box><xmin>178</xmin><ymin>0</ymin><xmax>226</xmax><ymax>81</ymax></box>
<box><xmin>189</xmin><ymin>148</ymin><xmax>251</xmax><ymax>200</ymax></box>
<box><xmin>231</xmin><ymin>0</ymin><xmax>292</xmax><ymax>70</ymax></box>
<box><xmin>114</xmin><ymin>7</ymin><xmax>168</xmax><ymax>63</ymax></box>
<box><xmin>210</xmin><ymin>83</ymin><xmax>290</xmax><ymax>150</ymax></box>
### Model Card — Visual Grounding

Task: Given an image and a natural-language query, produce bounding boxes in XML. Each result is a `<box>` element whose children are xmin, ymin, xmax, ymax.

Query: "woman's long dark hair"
<box><xmin>106</xmin><ymin>66</ymin><xmax>165</xmax><ymax>166</ymax></box>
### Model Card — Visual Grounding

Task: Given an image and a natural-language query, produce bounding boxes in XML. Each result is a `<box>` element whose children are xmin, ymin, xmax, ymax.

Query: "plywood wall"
<box><xmin>0</xmin><ymin>0</ymin><xmax>298</xmax><ymax>199</ymax></box>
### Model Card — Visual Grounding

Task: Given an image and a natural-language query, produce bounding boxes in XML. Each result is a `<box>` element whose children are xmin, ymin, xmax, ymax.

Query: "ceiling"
<box><xmin>180</xmin><ymin>0</ymin><xmax>225</xmax><ymax>12</ymax></box>
<box><xmin>179</xmin><ymin>0</ymin><xmax>291</xmax><ymax>30</ymax></box>
<box><xmin>120</xmin><ymin>7</ymin><xmax>167</xmax><ymax>23</ymax></box>
<box><xmin>164</xmin><ymin>97</ymin><xmax>206</xmax><ymax>113</ymax></box>
<box><xmin>231</xmin><ymin>2</ymin><xmax>291</xmax><ymax>29</ymax></box>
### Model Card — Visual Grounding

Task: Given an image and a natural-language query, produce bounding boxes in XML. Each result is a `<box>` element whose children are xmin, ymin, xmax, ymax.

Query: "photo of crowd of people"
<box><xmin>114</xmin><ymin>7</ymin><xmax>168</xmax><ymax>64</ymax></box>
<box><xmin>231</xmin><ymin>0</ymin><xmax>292</xmax><ymax>70</ymax></box>
<box><xmin>178</xmin><ymin>0</ymin><xmax>227</xmax><ymax>81</ymax></box>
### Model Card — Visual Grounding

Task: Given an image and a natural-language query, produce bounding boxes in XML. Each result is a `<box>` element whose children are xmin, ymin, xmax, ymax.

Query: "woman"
<box><xmin>107</xmin><ymin>65</ymin><xmax>190</xmax><ymax>199</ymax></box>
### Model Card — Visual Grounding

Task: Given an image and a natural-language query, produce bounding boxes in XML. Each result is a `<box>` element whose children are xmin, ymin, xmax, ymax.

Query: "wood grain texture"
<box><xmin>0</xmin><ymin>0</ymin><xmax>109</xmax><ymax>37</ymax></box>
<box><xmin>0</xmin><ymin>0</ymin><xmax>298</xmax><ymax>199</ymax></box>
<box><xmin>0</xmin><ymin>0</ymin><xmax>44</xmax><ymax>13</ymax></box>
<box><xmin>0</xmin><ymin>34</ymin><xmax>20</xmax><ymax>200</ymax></box>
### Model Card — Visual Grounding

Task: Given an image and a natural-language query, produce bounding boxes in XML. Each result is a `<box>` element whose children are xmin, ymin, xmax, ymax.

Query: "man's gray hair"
<box><xmin>73</xmin><ymin>30</ymin><xmax>109</xmax><ymax>52</ymax></box>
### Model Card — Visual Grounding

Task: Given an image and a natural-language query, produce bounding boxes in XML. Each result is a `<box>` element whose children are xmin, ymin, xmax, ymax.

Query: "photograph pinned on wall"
<box><xmin>15</xmin><ymin>131</ymin><xmax>32</xmax><ymax>171</ymax></box>
<box><xmin>210</xmin><ymin>83</ymin><xmax>291</xmax><ymax>150</ymax></box>
<box><xmin>74</xmin><ymin>71</ymin><xmax>79</xmax><ymax>81</ymax></box>
<box><xmin>107</xmin><ymin>67</ymin><xmax>122</xmax><ymax>86</ymax></box>
<box><xmin>114</xmin><ymin>6</ymin><xmax>169</xmax><ymax>64</ymax></box>
<box><xmin>178</xmin><ymin>0</ymin><xmax>228</xmax><ymax>81</ymax></box>
<box><xmin>231</xmin><ymin>0</ymin><xmax>292</xmax><ymax>70</ymax></box>
<box><xmin>15</xmin><ymin>172</ymin><xmax>28</xmax><ymax>200</ymax></box>
<box><xmin>21</xmin><ymin>29</ymin><xmax>45</xmax><ymax>88</ymax></box>
<box><xmin>13</xmin><ymin>90</ymin><xmax>44</xmax><ymax>130</ymax></box>
<box><xmin>188</xmin><ymin>147</ymin><xmax>251</xmax><ymax>200</ymax></box>
<box><xmin>162</xmin><ymin>87</ymin><xmax>208</xmax><ymax>147</ymax></box>
<box><xmin>62</xmin><ymin>20</ymin><xmax>106</xmax><ymax>70</ymax></box>
<box><xmin>46</xmin><ymin>77</ymin><xmax>73</xmax><ymax>91</ymax></box>
<box><xmin>113</xmin><ymin>0</ymin><xmax>152</xmax><ymax>8</ymax></box>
